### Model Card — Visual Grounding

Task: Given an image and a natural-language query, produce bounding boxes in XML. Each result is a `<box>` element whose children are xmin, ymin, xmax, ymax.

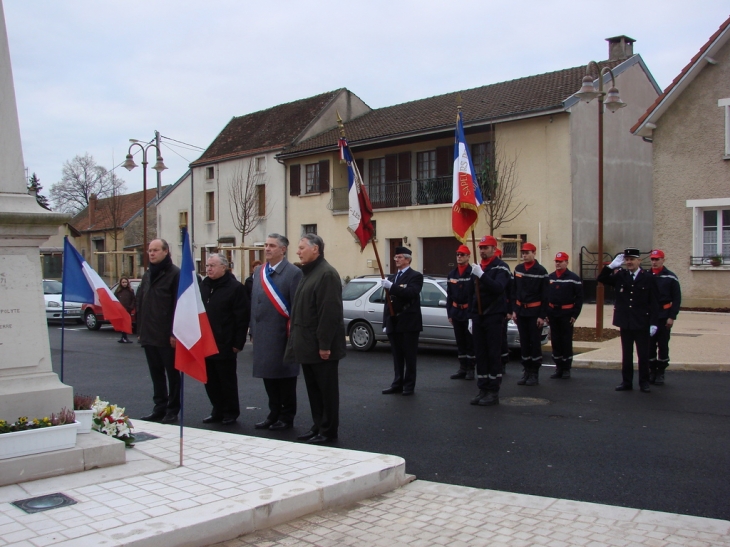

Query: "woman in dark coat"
<box><xmin>114</xmin><ymin>276</ymin><xmax>136</xmax><ymax>343</ymax></box>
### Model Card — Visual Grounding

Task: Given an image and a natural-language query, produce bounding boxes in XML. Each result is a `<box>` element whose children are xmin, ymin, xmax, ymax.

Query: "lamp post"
<box><xmin>122</xmin><ymin>140</ymin><xmax>167</xmax><ymax>268</ymax></box>
<box><xmin>575</xmin><ymin>61</ymin><xmax>626</xmax><ymax>339</ymax></box>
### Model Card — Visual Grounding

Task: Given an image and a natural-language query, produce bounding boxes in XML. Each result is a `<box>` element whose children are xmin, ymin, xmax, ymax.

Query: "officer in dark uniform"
<box><xmin>495</xmin><ymin>248</ymin><xmax>511</xmax><ymax>373</ymax></box>
<box><xmin>512</xmin><ymin>242</ymin><xmax>549</xmax><ymax>386</ymax></box>
<box><xmin>468</xmin><ymin>235</ymin><xmax>512</xmax><ymax>407</ymax></box>
<box><xmin>381</xmin><ymin>246</ymin><xmax>424</xmax><ymax>396</ymax></box>
<box><xmin>648</xmin><ymin>249</ymin><xmax>681</xmax><ymax>385</ymax></box>
<box><xmin>446</xmin><ymin>245</ymin><xmax>475</xmax><ymax>380</ymax></box>
<box><xmin>597</xmin><ymin>247</ymin><xmax>660</xmax><ymax>393</ymax></box>
<box><xmin>546</xmin><ymin>252</ymin><xmax>583</xmax><ymax>379</ymax></box>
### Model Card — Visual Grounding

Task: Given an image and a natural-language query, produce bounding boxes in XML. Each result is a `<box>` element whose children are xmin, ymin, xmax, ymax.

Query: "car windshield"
<box><xmin>43</xmin><ymin>280</ymin><xmax>63</xmax><ymax>295</ymax></box>
<box><xmin>342</xmin><ymin>281</ymin><xmax>377</xmax><ymax>301</ymax></box>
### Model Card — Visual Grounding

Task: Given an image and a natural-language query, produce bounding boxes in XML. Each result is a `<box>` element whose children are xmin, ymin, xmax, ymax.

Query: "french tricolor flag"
<box><xmin>172</xmin><ymin>229</ymin><xmax>217</xmax><ymax>383</ymax></box>
<box><xmin>62</xmin><ymin>237</ymin><xmax>132</xmax><ymax>334</ymax></box>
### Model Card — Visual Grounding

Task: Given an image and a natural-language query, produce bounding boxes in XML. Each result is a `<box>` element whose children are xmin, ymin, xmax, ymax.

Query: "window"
<box><xmin>305</xmin><ymin>163</ymin><xmax>319</xmax><ymax>193</ymax></box>
<box><xmin>420</xmin><ymin>282</ymin><xmax>446</xmax><ymax>308</ymax></box>
<box><xmin>368</xmin><ymin>158</ymin><xmax>385</xmax><ymax>201</ymax></box>
<box><xmin>472</xmin><ymin>142</ymin><xmax>495</xmax><ymax>199</ymax></box>
<box><xmin>719</xmin><ymin>98</ymin><xmax>730</xmax><ymax>158</ymax></box>
<box><xmin>179</xmin><ymin>211</ymin><xmax>188</xmax><ymax>243</ymax></box>
<box><xmin>342</xmin><ymin>281</ymin><xmax>377</xmax><ymax>301</ymax></box>
<box><xmin>303</xmin><ymin>160</ymin><xmax>330</xmax><ymax>193</ymax></box>
<box><xmin>417</xmin><ymin>151</ymin><xmax>437</xmax><ymax>181</ymax></box>
<box><xmin>206</xmin><ymin>166</ymin><xmax>214</xmax><ymax>180</ymax></box>
<box><xmin>687</xmin><ymin>199</ymin><xmax>730</xmax><ymax>263</ymax></box>
<box><xmin>256</xmin><ymin>185</ymin><xmax>266</xmax><ymax>216</ymax></box>
<box><xmin>205</xmin><ymin>191</ymin><xmax>215</xmax><ymax>221</ymax></box>
<box><xmin>501</xmin><ymin>234</ymin><xmax>527</xmax><ymax>259</ymax></box>
<box><xmin>302</xmin><ymin>224</ymin><xmax>317</xmax><ymax>235</ymax></box>
<box><xmin>255</xmin><ymin>156</ymin><xmax>266</xmax><ymax>172</ymax></box>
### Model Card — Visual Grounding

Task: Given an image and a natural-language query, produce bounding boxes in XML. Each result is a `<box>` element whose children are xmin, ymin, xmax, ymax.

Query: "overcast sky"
<box><xmin>3</xmin><ymin>0</ymin><xmax>728</xmax><ymax>200</ymax></box>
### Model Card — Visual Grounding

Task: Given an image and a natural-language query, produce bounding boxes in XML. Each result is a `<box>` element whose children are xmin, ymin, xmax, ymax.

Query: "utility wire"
<box><xmin>160</xmin><ymin>135</ymin><xmax>204</xmax><ymax>150</ymax></box>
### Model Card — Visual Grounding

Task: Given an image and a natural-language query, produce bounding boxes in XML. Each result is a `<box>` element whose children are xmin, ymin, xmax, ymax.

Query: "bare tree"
<box><xmin>228</xmin><ymin>160</ymin><xmax>268</xmax><ymax>247</ymax></box>
<box><xmin>50</xmin><ymin>153</ymin><xmax>125</xmax><ymax>214</ymax></box>
<box><xmin>100</xmin><ymin>179</ymin><xmax>126</xmax><ymax>281</ymax></box>
<box><xmin>477</xmin><ymin>147</ymin><xmax>527</xmax><ymax>235</ymax></box>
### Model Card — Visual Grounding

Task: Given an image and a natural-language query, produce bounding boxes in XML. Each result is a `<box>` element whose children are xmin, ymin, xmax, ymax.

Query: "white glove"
<box><xmin>381</xmin><ymin>278</ymin><xmax>393</xmax><ymax>289</ymax></box>
<box><xmin>468</xmin><ymin>319</ymin><xmax>473</xmax><ymax>334</ymax></box>
<box><xmin>609</xmin><ymin>254</ymin><xmax>624</xmax><ymax>269</ymax></box>
<box><xmin>650</xmin><ymin>325</ymin><xmax>658</xmax><ymax>337</ymax></box>
<box><xmin>383</xmin><ymin>325</ymin><xmax>387</xmax><ymax>333</ymax></box>
<box><xmin>471</xmin><ymin>263</ymin><xmax>483</xmax><ymax>277</ymax></box>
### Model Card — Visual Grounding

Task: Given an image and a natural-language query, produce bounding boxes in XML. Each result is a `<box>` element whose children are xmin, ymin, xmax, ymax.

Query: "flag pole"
<box><xmin>471</xmin><ymin>230</ymin><xmax>482</xmax><ymax>314</ymax></box>
<box><xmin>179</xmin><ymin>372</ymin><xmax>184</xmax><ymax>467</ymax></box>
<box><xmin>60</xmin><ymin>237</ymin><xmax>68</xmax><ymax>382</ymax></box>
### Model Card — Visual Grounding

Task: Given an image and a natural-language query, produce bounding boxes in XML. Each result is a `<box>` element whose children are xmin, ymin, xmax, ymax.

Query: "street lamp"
<box><xmin>575</xmin><ymin>61</ymin><xmax>626</xmax><ymax>339</ymax></box>
<box><xmin>123</xmin><ymin>139</ymin><xmax>167</xmax><ymax>268</ymax></box>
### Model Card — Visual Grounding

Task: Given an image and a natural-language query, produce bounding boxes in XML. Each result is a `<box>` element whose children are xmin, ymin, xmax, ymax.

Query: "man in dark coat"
<box><xmin>597</xmin><ymin>247</ymin><xmax>660</xmax><ymax>393</ymax></box>
<box><xmin>547</xmin><ymin>252</ymin><xmax>583</xmax><ymax>379</ymax></box>
<box><xmin>380</xmin><ymin>246</ymin><xmax>423</xmax><ymax>396</ymax></box>
<box><xmin>446</xmin><ymin>244</ymin><xmax>475</xmax><ymax>380</ymax></box>
<box><xmin>136</xmin><ymin>239</ymin><xmax>181</xmax><ymax>423</ymax></box>
<box><xmin>199</xmin><ymin>253</ymin><xmax>250</xmax><ymax>425</ymax></box>
<box><xmin>287</xmin><ymin>233</ymin><xmax>346</xmax><ymax>445</ymax></box>
<box><xmin>648</xmin><ymin>249</ymin><xmax>681</xmax><ymax>385</ymax></box>
<box><xmin>250</xmin><ymin>234</ymin><xmax>302</xmax><ymax>431</ymax></box>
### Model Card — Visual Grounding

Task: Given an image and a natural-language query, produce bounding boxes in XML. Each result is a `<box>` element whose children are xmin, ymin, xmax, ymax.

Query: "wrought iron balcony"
<box><xmin>690</xmin><ymin>255</ymin><xmax>728</xmax><ymax>267</ymax></box>
<box><xmin>330</xmin><ymin>177</ymin><xmax>452</xmax><ymax>212</ymax></box>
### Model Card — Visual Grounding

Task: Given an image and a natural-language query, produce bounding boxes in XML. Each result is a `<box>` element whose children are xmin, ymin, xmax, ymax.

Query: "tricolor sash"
<box><xmin>261</xmin><ymin>263</ymin><xmax>291</xmax><ymax>333</ymax></box>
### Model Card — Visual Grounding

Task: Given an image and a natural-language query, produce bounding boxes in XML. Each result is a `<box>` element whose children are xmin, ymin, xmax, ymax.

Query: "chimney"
<box><xmin>606</xmin><ymin>35</ymin><xmax>635</xmax><ymax>61</ymax></box>
<box><xmin>88</xmin><ymin>193</ymin><xmax>97</xmax><ymax>228</ymax></box>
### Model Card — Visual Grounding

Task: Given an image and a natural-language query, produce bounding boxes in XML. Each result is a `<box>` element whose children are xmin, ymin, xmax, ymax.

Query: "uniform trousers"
<box><xmin>548</xmin><ymin>315</ymin><xmax>574</xmax><ymax>370</ymax></box>
<box><xmin>649</xmin><ymin>318</ymin><xmax>671</xmax><ymax>370</ymax></box>
<box><xmin>501</xmin><ymin>317</ymin><xmax>510</xmax><ymax>365</ymax></box>
<box><xmin>620</xmin><ymin>328</ymin><xmax>651</xmax><ymax>386</ymax></box>
<box><xmin>143</xmin><ymin>345</ymin><xmax>180</xmax><ymax>416</ymax></box>
<box><xmin>387</xmin><ymin>331</ymin><xmax>420</xmax><ymax>392</ymax></box>
<box><xmin>204</xmin><ymin>356</ymin><xmax>240</xmax><ymax>421</ymax></box>
<box><xmin>472</xmin><ymin>313</ymin><xmax>504</xmax><ymax>392</ymax></box>
<box><xmin>452</xmin><ymin>319</ymin><xmax>475</xmax><ymax>372</ymax></box>
<box><xmin>263</xmin><ymin>377</ymin><xmax>297</xmax><ymax>424</ymax></box>
<box><xmin>302</xmin><ymin>361</ymin><xmax>339</xmax><ymax>439</ymax></box>
<box><xmin>516</xmin><ymin>314</ymin><xmax>543</xmax><ymax>371</ymax></box>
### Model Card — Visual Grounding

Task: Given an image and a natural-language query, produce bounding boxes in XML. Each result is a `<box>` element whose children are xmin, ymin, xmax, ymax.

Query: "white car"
<box><xmin>43</xmin><ymin>280</ymin><xmax>84</xmax><ymax>323</ymax></box>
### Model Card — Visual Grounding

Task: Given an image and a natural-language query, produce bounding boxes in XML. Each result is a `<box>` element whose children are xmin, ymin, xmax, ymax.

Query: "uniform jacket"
<box><xmin>597</xmin><ymin>266</ymin><xmax>659</xmax><ymax>330</ymax></box>
<box><xmin>382</xmin><ymin>267</ymin><xmax>423</xmax><ymax>333</ymax></box>
<box><xmin>512</xmin><ymin>261</ymin><xmax>549</xmax><ymax>318</ymax></box>
<box><xmin>136</xmin><ymin>258</ymin><xmax>180</xmax><ymax>347</ymax></box>
<box><xmin>250</xmin><ymin>259</ymin><xmax>302</xmax><ymax>378</ymax></box>
<box><xmin>651</xmin><ymin>266</ymin><xmax>681</xmax><ymax>320</ymax></box>
<box><xmin>199</xmin><ymin>271</ymin><xmax>250</xmax><ymax>361</ymax></box>
<box><xmin>446</xmin><ymin>265</ymin><xmax>473</xmax><ymax>322</ymax></box>
<box><xmin>547</xmin><ymin>269</ymin><xmax>583</xmax><ymax>319</ymax></box>
<box><xmin>469</xmin><ymin>257</ymin><xmax>511</xmax><ymax>317</ymax></box>
<box><xmin>286</xmin><ymin>255</ymin><xmax>347</xmax><ymax>363</ymax></box>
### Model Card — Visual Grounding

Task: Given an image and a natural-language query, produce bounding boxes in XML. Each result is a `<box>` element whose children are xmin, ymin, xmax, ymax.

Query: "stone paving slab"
<box><xmin>216</xmin><ymin>480</ymin><xmax>730</xmax><ymax>547</ymax></box>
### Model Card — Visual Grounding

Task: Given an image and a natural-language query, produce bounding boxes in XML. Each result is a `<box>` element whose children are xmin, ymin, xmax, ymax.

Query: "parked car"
<box><xmin>82</xmin><ymin>279</ymin><xmax>141</xmax><ymax>331</ymax></box>
<box><xmin>43</xmin><ymin>279</ymin><xmax>83</xmax><ymax>323</ymax></box>
<box><xmin>342</xmin><ymin>275</ymin><xmax>549</xmax><ymax>352</ymax></box>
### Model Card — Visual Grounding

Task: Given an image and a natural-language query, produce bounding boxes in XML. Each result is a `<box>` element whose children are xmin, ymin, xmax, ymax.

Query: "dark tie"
<box><xmin>394</xmin><ymin>271</ymin><xmax>401</xmax><ymax>285</ymax></box>
<box><xmin>266</xmin><ymin>264</ymin><xmax>274</xmax><ymax>276</ymax></box>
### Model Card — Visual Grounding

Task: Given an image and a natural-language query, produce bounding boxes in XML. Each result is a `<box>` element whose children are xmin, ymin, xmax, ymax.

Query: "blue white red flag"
<box><xmin>62</xmin><ymin>237</ymin><xmax>132</xmax><ymax>334</ymax></box>
<box><xmin>452</xmin><ymin>110</ymin><xmax>484</xmax><ymax>243</ymax></box>
<box><xmin>172</xmin><ymin>229</ymin><xmax>217</xmax><ymax>383</ymax></box>
<box><xmin>339</xmin><ymin>137</ymin><xmax>375</xmax><ymax>250</ymax></box>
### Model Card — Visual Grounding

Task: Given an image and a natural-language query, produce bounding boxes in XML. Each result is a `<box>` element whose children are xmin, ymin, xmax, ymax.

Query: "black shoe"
<box><xmin>221</xmin><ymin>417</ymin><xmax>238</xmax><ymax>425</ymax></box>
<box><xmin>562</xmin><ymin>369</ymin><xmax>571</xmax><ymax>379</ymax></box>
<box><xmin>269</xmin><ymin>420</ymin><xmax>293</xmax><ymax>431</ymax></box>
<box><xmin>161</xmin><ymin>413</ymin><xmax>178</xmax><ymax>424</ymax></box>
<box><xmin>254</xmin><ymin>419</ymin><xmax>275</xmax><ymax>429</ymax></box>
<box><xmin>382</xmin><ymin>386</ymin><xmax>403</xmax><ymax>394</ymax></box>
<box><xmin>550</xmin><ymin>369</ymin><xmax>563</xmax><ymax>379</ymax></box>
<box><xmin>654</xmin><ymin>372</ymin><xmax>665</xmax><ymax>385</ymax></box>
<box><xmin>640</xmin><ymin>383</ymin><xmax>651</xmax><ymax>393</ymax></box>
<box><xmin>297</xmin><ymin>430</ymin><xmax>318</xmax><ymax>441</ymax></box>
<box><xmin>649</xmin><ymin>371</ymin><xmax>657</xmax><ymax>384</ymax></box>
<box><xmin>141</xmin><ymin>412</ymin><xmax>164</xmax><ymax>422</ymax></box>
<box><xmin>525</xmin><ymin>372</ymin><xmax>539</xmax><ymax>386</ymax></box>
<box><xmin>402</xmin><ymin>390</ymin><xmax>414</xmax><ymax>396</ymax></box>
<box><xmin>477</xmin><ymin>391</ymin><xmax>499</xmax><ymax>406</ymax></box>
<box><xmin>470</xmin><ymin>389</ymin><xmax>488</xmax><ymax>405</ymax></box>
<box><xmin>450</xmin><ymin>371</ymin><xmax>467</xmax><ymax>379</ymax></box>
<box><xmin>307</xmin><ymin>434</ymin><xmax>336</xmax><ymax>445</ymax></box>
<box><xmin>615</xmin><ymin>383</ymin><xmax>633</xmax><ymax>391</ymax></box>
<box><xmin>517</xmin><ymin>370</ymin><xmax>528</xmax><ymax>385</ymax></box>
<box><xmin>465</xmin><ymin>370</ymin><xmax>475</xmax><ymax>380</ymax></box>
<box><xmin>202</xmin><ymin>415</ymin><xmax>222</xmax><ymax>424</ymax></box>
<box><xmin>118</xmin><ymin>339</ymin><xmax>125</xmax><ymax>343</ymax></box>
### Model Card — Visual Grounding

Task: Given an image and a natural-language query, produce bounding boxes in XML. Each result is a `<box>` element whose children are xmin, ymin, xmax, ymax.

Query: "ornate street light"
<box><xmin>124</xmin><ymin>139</ymin><xmax>167</xmax><ymax>268</ymax></box>
<box><xmin>575</xmin><ymin>61</ymin><xmax>626</xmax><ymax>339</ymax></box>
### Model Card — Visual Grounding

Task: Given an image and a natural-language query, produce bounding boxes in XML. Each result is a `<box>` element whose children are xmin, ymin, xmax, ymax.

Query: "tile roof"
<box><xmin>70</xmin><ymin>187</ymin><xmax>165</xmax><ymax>233</ymax></box>
<box><xmin>281</xmin><ymin>61</ymin><xmax>621</xmax><ymax>155</ymax></box>
<box><xmin>191</xmin><ymin>89</ymin><xmax>345</xmax><ymax>165</ymax></box>
<box><xmin>631</xmin><ymin>16</ymin><xmax>730</xmax><ymax>134</ymax></box>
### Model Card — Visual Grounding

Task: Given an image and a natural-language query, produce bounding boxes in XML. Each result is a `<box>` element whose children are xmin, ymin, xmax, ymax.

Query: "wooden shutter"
<box><xmin>355</xmin><ymin>158</ymin><xmax>365</xmax><ymax>179</ymax></box>
<box><xmin>436</xmin><ymin>146</ymin><xmax>452</xmax><ymax>177</ymax></box>
<box><xmin>385</xmin><ymin>154</ymin><xmax>398</xmax><ymax>183</ymax></box>
<box><xmin>318</xmin><ymin>160</ymin><xmax>330</xmax><ymax>193</ymax></box>
<box><xmin>289</xmin><ymin>164</ymin><xmax>300</xmax><ymax>196</ymax></box>
<box><xmin>397</xmin><ymin>152</ymin><xmax>411</xmax><ymax>181</ymax></box>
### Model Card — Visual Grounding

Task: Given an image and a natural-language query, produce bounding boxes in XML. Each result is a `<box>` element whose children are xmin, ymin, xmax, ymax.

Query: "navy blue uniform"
<box><xmin>649</xmin><ymin>266</ymin><xmax>681</xmax><ymax>381</ymax></box>
<box><xmin>446</xmin><ymin>265</ymin><xmax>475</xmax><ymax>376</ymax></box>
<box><xmin>547</xmin><ymin>269</ymin><xmax>583</xmax><ymax>376</ymax></box>
<box><xmin>512</xmin><ymin>261</ymin><xmax>549</xmax><ymax>382</ymax></box>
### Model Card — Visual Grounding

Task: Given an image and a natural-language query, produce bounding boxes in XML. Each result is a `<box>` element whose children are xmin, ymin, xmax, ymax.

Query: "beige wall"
<box><xmin>651</xmin><ymin>39</ymin><xmax>730</xmax><ymax>307</ymax></box>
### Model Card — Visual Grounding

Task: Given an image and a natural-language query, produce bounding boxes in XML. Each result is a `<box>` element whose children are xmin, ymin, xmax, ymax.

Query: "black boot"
<box><xmin>562</xmin><ymin>367</ymin><xmax>571</xmax><ymax>379</ymax></box>
<box><xmin>649</xmin><ymin>363</ymin><xmax>657</xmax><ymax>384</ymax></box>
<box><xmin>451</xmin><ymin>370</ymin><xmax>467</xmax><ymax>380</ymax></box>
<box><xmin>470</xmin><ymin>389</ymin><xmax>488</xmax><ymax>405</ymax></box>
<box><xmin>517</xmin><ymin>368</ymin><xmax>528</xmax><ymax>385</ymax></box>
<box><xmin>525</xmin><ymin>370</ymin><xmax>539</xmax><ymax>386</ymax></box>
<box><xmin>550</xmin><ymin>367</ymin><xmax>563</xmax><ymax>379</ymax></box>
<box><xmin>477</xmin><ymin>391</ymin><xmax>499</xmax><ymax>406</ymax></box>
<box><xmin>654</xmin><ymin>366</ymin><xmax>667</xmax><ymax>385</ymax></box>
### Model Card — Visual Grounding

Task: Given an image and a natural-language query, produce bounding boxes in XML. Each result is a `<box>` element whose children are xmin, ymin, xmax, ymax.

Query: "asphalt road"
<box><xmin>48</xmin><ymin>323</ymin><xmax>730</xmax><ymax>521</ymax></box>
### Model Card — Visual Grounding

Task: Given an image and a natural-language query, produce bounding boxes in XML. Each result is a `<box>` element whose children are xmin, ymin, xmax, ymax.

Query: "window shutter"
<box><xmin>355</xmin><ymin>158</ymin><xmax>365</xmax><ymax>179</ymax></box>
<box><xmin>397</xmin><ymin>152</ymin><xmax>411</xmax><ymax>181</ymax></box>
<box><xmin>318</xmin><ymin>160</ymin><xmax>330</xmax><ymax>193</ymax></box>
<box><xmin>290</xmin><ymin>164</ymin><xmax>301</xmax><ymax>196</ymax></box>
<box><xmin>385</xmin><ymin>154</ymin><xmax>398</xmax><ymax>183</ymax></box>
<box><xmin>436</xmin><ymin>146</ymin><xmax>452</xmax><ymax>177</ymax></box>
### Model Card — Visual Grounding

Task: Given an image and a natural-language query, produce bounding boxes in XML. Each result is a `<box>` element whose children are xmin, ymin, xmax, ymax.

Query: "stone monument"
<box><xmin>0</xmin><ymin>0</ymin><xmax>72</xmax><ymax>422</ymax></box>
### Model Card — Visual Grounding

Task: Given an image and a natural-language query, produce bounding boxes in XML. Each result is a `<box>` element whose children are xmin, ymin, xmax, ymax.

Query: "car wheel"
<box><xmin>84</xmin><ymin>310</ymin><xmax>101</xmax><ymax>331</ymax></box>
<box><xmin>349</xmin><ymin>321</ymin><xmax>376</xmax><ymax>351</ymax></box>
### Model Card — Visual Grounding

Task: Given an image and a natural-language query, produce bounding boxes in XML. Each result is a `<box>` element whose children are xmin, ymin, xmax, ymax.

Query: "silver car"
<box><xmin>43</xmin><ymin>279</ymin><xmax>83</xmax><ymax>323</ymax></box>
<box><xmin>342</xmin><ymin>275</ymin><xmax>549</xmax><ymax>352</ymax></box>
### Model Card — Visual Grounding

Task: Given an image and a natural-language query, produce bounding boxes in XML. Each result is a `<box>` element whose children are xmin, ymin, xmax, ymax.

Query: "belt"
<box><xmin>662</xmin><ymin>302</ymin><xmax>672</xmax><ymax>310</ymax></box>
<box><xmin>549</xmin><ymin>303</ymin><xmax>574</xmax><ymax>309</ymax></box>
<box><xmin>451</xmin><ymin>302</ymin><xmax>469</xmax><ymax>309</ymax></box>
<box><xmin>516</xmin><ymin>300</ymin><xmax>541</xmax><ymax>309</ymax></box>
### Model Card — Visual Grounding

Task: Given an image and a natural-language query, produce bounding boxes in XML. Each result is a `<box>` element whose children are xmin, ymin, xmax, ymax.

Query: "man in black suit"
<box><xmin>381</xmin><ymin>246</ymin><xmax>423</xmax><ymax>396</ymax></box>
<box><xmin>597</xmin><ymin>247</ymin><xmax>659</xmax><ymax>393</ymax></box>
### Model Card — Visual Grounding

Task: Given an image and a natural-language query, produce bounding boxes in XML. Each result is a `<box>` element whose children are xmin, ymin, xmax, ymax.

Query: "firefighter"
<box><xmin>546</xmin><ymin>252</ymin><xmax>583</xmax><ymax>379</ymax></box>
<box><xmin>648</xmin><ymin>249</ymin><xmax>681</xmax><ymax>385</ymax></box>
<box><xmin>446</xmin><ymin>245</ymin><xmax>475</xmax><ymax>380</ymax></box>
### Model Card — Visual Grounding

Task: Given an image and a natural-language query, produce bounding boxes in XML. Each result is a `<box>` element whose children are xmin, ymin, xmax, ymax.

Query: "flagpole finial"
<box><xmin>337</xmin><ymin>111</ymin><xmax>345</xmax><ymax>137</ymax></box>
<box><xmin>456</xmin><ymin>92</ymin><xmax>463</xmax><ymax>113</ymax></box>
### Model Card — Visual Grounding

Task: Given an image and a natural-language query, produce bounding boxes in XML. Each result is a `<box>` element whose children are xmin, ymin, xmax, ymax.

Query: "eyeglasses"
<box><xmin>393</xmin><ymin>255</ymin><xmax>405</xmax><ymax>260</ymax></box>
<box><xmin>456</xmin><ymin>253</ymin><xmax>467</xmax><ymax>257</ymax></box>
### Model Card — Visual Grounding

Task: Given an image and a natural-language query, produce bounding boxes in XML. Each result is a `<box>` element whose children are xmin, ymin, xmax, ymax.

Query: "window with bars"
<box><xmin>302</xmin><ymin>224</ymin><xmax>317</xmax><ymax>235</ymax></box>
<box><xmin>702</xmin><ymin>209</ymin><xmax>730</xmax><ymax>257</ymax></box>
<box><xmin>501</xmin><ymin>234</ymin><xmax>527</xmax><ymax>259</ymax></box>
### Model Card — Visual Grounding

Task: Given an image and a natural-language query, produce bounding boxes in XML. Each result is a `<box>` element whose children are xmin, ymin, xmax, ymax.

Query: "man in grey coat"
<box><xmin>250</xmin><ymin>234</ymin><xmax>302</xmax><ymax>431</ymax></box>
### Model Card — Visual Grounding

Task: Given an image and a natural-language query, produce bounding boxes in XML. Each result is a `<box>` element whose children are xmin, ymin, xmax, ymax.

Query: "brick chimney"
<box><xmin>606</xmin><ymin>35</ymin><xmax>635</xmax><ymax>61</ymax></box>
<box><xmin>88</xmin><ymin>193</ymin><xmax>97</xmax><ymax>228</ymax></box>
